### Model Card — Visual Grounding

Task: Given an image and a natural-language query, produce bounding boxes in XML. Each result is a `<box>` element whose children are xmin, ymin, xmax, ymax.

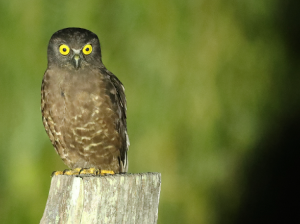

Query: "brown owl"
<box><xmin>41</xmin><ymin>28</ymin><xmax>129</xmax><ymax>175</ymax></box>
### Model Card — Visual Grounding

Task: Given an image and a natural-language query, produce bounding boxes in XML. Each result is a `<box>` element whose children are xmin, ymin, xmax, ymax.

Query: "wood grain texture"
<box><xmin>40</xmin><ymin>173</ymin><xmax>161</xmax><ymax>224</ymax></box>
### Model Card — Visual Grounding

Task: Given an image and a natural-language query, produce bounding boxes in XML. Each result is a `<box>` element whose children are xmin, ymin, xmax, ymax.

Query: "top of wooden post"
<box><xmin>40</xmin><ymin>172</ymin><xmax>161</xmax><ymax>224</ymax></box>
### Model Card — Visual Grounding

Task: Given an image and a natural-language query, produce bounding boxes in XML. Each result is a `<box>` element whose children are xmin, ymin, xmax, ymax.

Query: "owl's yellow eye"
<box><xmin>59</xmin><ymin>44</ymin><xmax>70</xmax><ymax>55</ymax></box>
<box><xmin>82</xmin><ymin>44</ymin><xmax>92</xmax><ymax>55</ymax></box>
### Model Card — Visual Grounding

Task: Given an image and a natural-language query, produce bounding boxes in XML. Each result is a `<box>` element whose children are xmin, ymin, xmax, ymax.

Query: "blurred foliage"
<box><xmin>0</xmin><ymin>0</ymin><xmax>299</xmax><ymax>223</ymax></box>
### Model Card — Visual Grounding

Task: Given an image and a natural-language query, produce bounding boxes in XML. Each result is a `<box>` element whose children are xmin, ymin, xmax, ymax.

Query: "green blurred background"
<box><xmin>0</xmin><ymin>0</ymin><xmax>299</xmax><ymax>223</ymax></box>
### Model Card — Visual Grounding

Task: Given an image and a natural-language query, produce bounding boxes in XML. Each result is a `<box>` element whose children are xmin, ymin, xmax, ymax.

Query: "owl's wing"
<box><xmin>110</xmin><ymin>74</ymin><xmax>127</xmax><ymax>118</ymax></box>
<box><xmin>41</xmin><ymin>71</ymin><xmax>56</xmax><ymax>146</ymax></box>
<box><xmin>41</xmin><ymin>70</ymin><xmax>65</xmax><ymax>157</ymax></box>
<box><xmin>105</xmin><ymin>69</ymin><xmax>129</xmax><ymax>172</ymax></box>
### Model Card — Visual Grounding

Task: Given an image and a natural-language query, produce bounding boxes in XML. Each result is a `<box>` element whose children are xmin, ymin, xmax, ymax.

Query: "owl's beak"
<box><xmin>73</xmin><ymin>55</ymin><xmax>81</xmax><ymax>69</ymax></box>
<box><xmin>72</xmin><ymin>49</ymin><xmax>81</xmax><ymax>69</ymax></box>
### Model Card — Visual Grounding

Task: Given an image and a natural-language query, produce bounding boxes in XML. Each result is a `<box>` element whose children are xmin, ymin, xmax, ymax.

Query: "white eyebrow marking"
<box><xmin>72</xmin><ymin>49</ymin><xmax>81</xmax><ymax>54</ymax></box>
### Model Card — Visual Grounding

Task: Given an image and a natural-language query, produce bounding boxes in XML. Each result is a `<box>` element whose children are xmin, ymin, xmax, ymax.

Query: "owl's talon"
<box><xmin>63</xmin><ymin>169</ymin><xmax>72</xmax><ymax>175</ymax></box>
<box><xmin>79</xmin><ymin>168</ymin><xmax>99</xmax><ymax>175</ymax></box>
<box><xmin>100</xmin><ymin>170</ymin><xmax>115</xmax><ymax>175</ymax></box>
<box><xmin>51</xmin><ymin>171</ymin><xmax>63</xmax><ymax>176</ymax></box>
<box><xmin>52</xmin><ymin>168</ymin><xmax>115</xmax><ymax>176</ymax></box>
<box><xmin>63</xmin><ymin>168</ymin><xmax>81</xmax><ymax>175</ymax></box>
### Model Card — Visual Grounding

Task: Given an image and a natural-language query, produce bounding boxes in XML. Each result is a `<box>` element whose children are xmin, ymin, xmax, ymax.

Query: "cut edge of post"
<box><xmin>40</xmin><ymin>172</ymin><xmax>161</xmax><ymax>224</ymax></box>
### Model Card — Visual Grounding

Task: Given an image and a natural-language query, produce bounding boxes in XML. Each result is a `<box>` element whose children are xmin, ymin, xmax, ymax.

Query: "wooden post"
<box><xmin>40</xmin><ymin>173</ymin><xmax>161</xmax><ymax>224</ymax></box>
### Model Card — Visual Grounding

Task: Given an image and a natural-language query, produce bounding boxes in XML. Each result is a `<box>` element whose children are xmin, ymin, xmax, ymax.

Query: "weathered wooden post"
<box><xmin>40</xmin><ymin>173</ymin><xmax>161</xmax><ymax>224</ymax></box>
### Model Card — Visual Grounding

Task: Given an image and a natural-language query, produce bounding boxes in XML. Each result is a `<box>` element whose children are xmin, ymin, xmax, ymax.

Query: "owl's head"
<box><xmin>47</xmin><ymin>28</ymin><xmax>103</xmax><ymax>70</ymax></box>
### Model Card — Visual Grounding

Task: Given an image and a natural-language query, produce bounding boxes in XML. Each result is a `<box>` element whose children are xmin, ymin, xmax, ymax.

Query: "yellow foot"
<box><xmin>77</xmin><ymin>168</ymin><xmax>114</xmax><ymax>175</ymax></box>
<box><xmin>51</xmin><ymin>170</ymin><xmax>63</xmax><ymax>176</ymax></box>
<box><xmin>51</xmin><ymin>168</ymin><xmax>115</xmax><ymax>176</ymax></box>
<box><xmin>100</xmin><ymin>170</ymin><xmax>115</xmax><ymax>175</ymax></box>
<box><xmin>79</xmin><ymin>168</ymin><xmax>99</xmax><ymax>175</ymax></box>
<box><xmin>63</xmin><ymin>168</ymin><xmax>82</xmax><ymax>175</ymax></box>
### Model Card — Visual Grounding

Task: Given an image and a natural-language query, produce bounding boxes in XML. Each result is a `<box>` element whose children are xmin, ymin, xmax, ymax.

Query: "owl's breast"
<box><xmin>43</xmin><ymin>68</ymin><xmax>122</xmax><ymax>168</ymax></box>
<box><xmin>45</xmin><ymin>68</ymin><xmax>109</xmax><ymax>122</ymax></box>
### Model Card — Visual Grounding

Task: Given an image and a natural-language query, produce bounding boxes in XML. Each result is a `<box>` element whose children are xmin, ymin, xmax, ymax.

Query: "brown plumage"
<box><xmin>41</xmin><ymin>28</ymin><xmax>129</xmax><ymax>173</ymax></box>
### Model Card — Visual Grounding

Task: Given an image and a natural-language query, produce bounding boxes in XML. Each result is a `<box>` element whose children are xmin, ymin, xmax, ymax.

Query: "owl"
<box><xmin>41</xmin><ymin>28</ymin><xmax>129</xmax><ymax>175</ymax></box>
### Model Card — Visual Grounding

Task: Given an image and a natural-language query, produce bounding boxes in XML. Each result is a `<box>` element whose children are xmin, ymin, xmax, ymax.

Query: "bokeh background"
<box><xmin>0</xmin><ymin>1</ymin><xmax>299</xmax><ymax>223</ymax></box>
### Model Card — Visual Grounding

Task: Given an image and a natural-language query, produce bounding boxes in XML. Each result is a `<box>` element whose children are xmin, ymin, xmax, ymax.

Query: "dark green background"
<box><xmin>0</xmin><ymin>1</ymin><xmax>299</xmax><ymax>223</ymax></box>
